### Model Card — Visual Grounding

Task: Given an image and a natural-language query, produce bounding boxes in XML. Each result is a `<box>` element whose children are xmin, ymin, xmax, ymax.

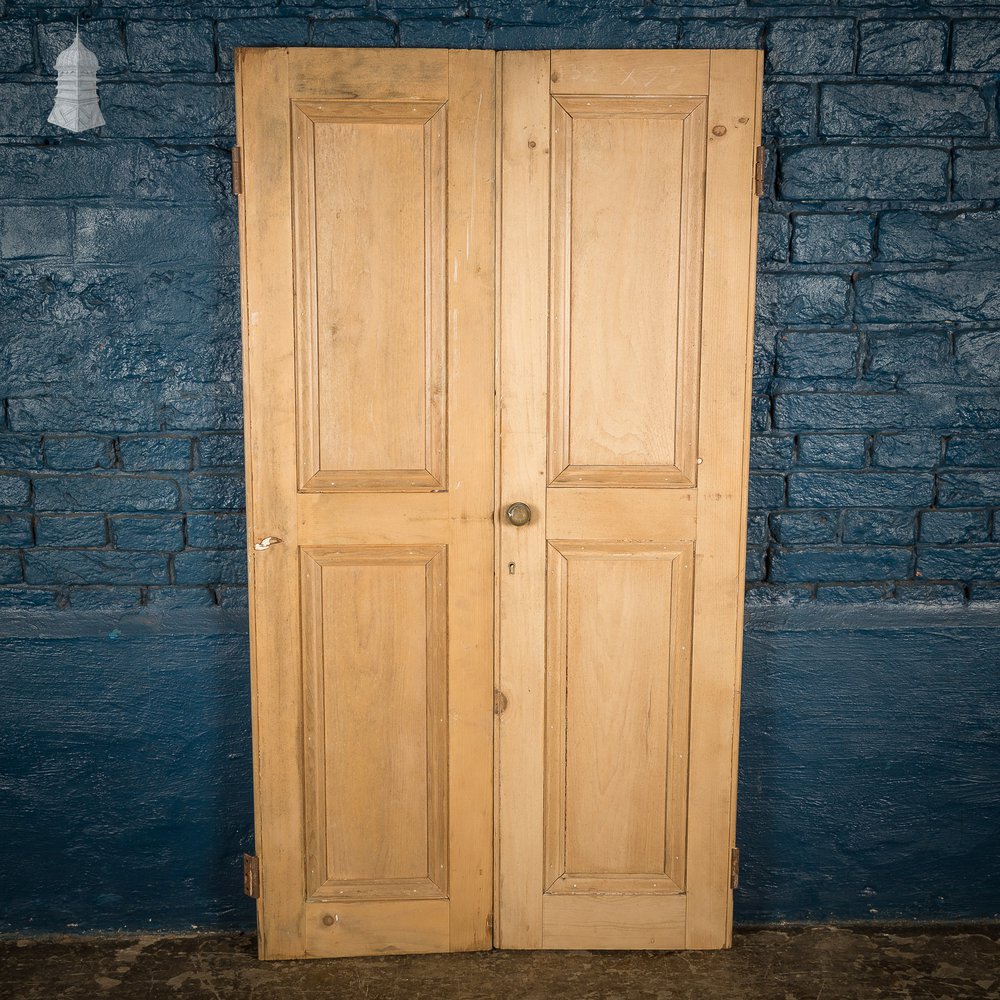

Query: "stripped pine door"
<box><xmin>237</xmin><ymin>46</ymin><xmax>761</xmax><ymax>960</ymax></box>
<box><xmin>495</xmin><ymin>50</ymin><xmax>762</xmax><ymax>950</ymax></box>
<box><xmin>235</xmin><ymin>48</ymin><xmax>496</xmax><ymax>959</ymax></box>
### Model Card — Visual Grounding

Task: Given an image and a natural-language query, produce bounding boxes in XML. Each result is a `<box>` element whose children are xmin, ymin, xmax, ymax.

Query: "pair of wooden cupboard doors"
<box><xmin>235</xmin><ymin>46</ymin><xmax>762</xmax><ymax>960</ymax></box>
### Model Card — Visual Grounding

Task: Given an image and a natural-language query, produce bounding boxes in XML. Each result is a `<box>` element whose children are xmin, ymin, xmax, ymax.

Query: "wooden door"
<box><xmin>235</xmin><ymin>48</ymin><xmax>496</xmax><ymax>959</ymax></box>
<box><xmin>495</xmin><ymin>50</ymin><xmax>762</xmax><ymax>950</ymax></box>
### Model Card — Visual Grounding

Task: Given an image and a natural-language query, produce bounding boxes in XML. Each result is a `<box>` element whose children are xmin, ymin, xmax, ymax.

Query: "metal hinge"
<box><xmin>243</xmin><ymin>853</ymin><xmax>261</xmax><ymax>899</ymax></box>
<box><xmin>231</xmin><ymin>146</ymin><xmax>243</xmax><ymax>196</ymax></box>
<box><xmin>754</xmin><ymin>145</ymin><xmax>765</xmax><ymax>197</ymax></box>
<box><xmin>730</xmin><ymin>847</ymin><xmax>740</xmax><ymax>890</ymax></box>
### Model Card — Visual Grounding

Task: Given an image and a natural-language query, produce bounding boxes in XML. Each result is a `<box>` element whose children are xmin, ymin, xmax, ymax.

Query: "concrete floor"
<box><xmin>1</xmin><ymin>926</ymin><xmax>998</xmax><ymax>999</ymax></box>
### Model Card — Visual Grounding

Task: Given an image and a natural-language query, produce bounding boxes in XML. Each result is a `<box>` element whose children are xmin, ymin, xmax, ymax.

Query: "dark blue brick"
<box><xmin>66</xmin><ymin>586</ymin><xmax>142</xmax><ymax>610</ymax></box>
<box><xmin>0</xmin><ymin>587</ymin><xmax>59</xmax><ymax>609</ymax></box>
<box><xmin>788</xmin><ymin>472</ymin><xmax>933</xmax><ymax>508</ymax></box>
<box><xmin>766</xmin><ymin>18</ymin><xmax>854</xmax><ymax>75</ymax></box>
<box><xmin>187</xmin><ymin>474</ymin><xmax>245</xmax><ymax>511</ymax></box>
<box><xmin>775</xmin><ymin>391</ymin><xmax>951</xmax><ymax>432</ymax></box>
<box><xmin>856</xmin><ymin>271</ymin><xmax>1000</xmax><ymax>325</ymax></box>
<box><xmin>747</xmin><ymin>513</ymin><xmax>770</xmax><ymax>546</ymax></box>
<box><xmin>744</xmin><ymin>584</ymin><xmax>814</xmax><ymax>608</ymax></box>
<box><xmin>0</xmin><ymin>551</ymin><xmax>23</xmax><ymax>584</ymax></box>
<box><xmin>751</xmin><ymin>394</ymin><xmax>771</xmax><ymax>433</ymax></box>
<box><xmin>127</xmin><ymin>20</ymin><xmax>214</xmax><ymax>73</ymax></box>
<box><xmin>879</xmin><ymin>211</ymin><xmax>1000</xmax><ymax>264</ymax></box>
<box><xmin>145</xmin><ymin>586</ymin><xmax>215</xmax><ymax>608</ymax></box>
<box><xmin>75</xmin><ymin>206</ymin><xmax>225</xmax><ymax>266</ymax></box>
<box><xmin>134</xmin><ymin>146</ymin><xmax>230</xmax><ymax>204</ymax></box>
<box><xmin>100</xmin><ymin>83</ymin><xmax>235</xmax><ymax>140</ymax></box>
<box><xmin>797</xmin><ymin>433</ymin><xmax>868</xmax><ymax>469</ymax></box>
<box><xmin>173</xmin><ymin>549</ymin><xmax>248</xmax><ymax>585</ymax></box>
<box><xmin>858</xmin><ymin>20</ymin><xmax>947</xmax><ymax>75</ymax></box>
<box><xmin>196</xmin><ymin>435</ymin><xmax>244</xmax><ymax>469</ymax></box>
<box><xmin>921</xmin><ymin>510</ymin><xmax>990</xmax><ymax>544</ymax></box>
<box><xmin>0</xmin><ymin>475</ymin><xmax>31</xmax><ymax>508</ymax></box>
<box><xmin>945</xmin><ymin>433</ymin><xmax>1000</xmax><ymax>468</ymax></box>
<box><xmin>951</xmin><ymin>19</ymin><xmax>1000</xmax><ymax>72</ymax></box>
<box><xmin>937</xmin><ymin>471</ymin><xmax>1000</xmax><ymax>508</ymax></box>
<box><xmin>119</xmin><ymin>436</ymin><xmax>191</xmax><ymax>472</ymax></box>
<box><xmin>894</xmin><ymin>582</ymin><xmax>964</xmax><ymax>605</ymax></box>
<box><xmin>771</xmin><ymin>546</ymin><xmax>912</xmax><ymax>583</ymax></box>
<box><xmin>0</xmin><ymin>146</ymin><xmax>134</xmax><ymax>201</ymax></box>
<box><xmin>757</xmin><ymin>274</ymin><xmax>849</xmax><ymax>327</ymax></box>
<box><xmin>0</xmin><ymin>20</ymin><xmax>35</xmax><ymax>72</ymax></box>
<box><xmin>217</xmin><ymin>585</ymin><xmax>249</xmax><ymax>609</ymax></box>
<box><xmin>312</xmin><ymin>17</ymin><xmax>397</xmax><ymax>46</ymax></box>
<box><xmin>757</xmin><ymin>213</ymin><xmax>789</xmax><ymax>264</ymax></box>
<box><xmin>216</xmin><ymin>18</ymin><xmax>310</xmax><ymax>71</ymax></box>
<box><xmin>681</xmin><ymin>19</ymin><xmax>763</xmax><ymax>48</ymax></box>
<box><xmin>398</xmin><ymin>18</ymin><xmax>488</xmax><ymax>46</ymax></box>
<box><xmin>0</xmin><ymin>82</ymin><xmax>64</xmax><ymax>139</ymax></box>
<box><xmin>953</xmin><ymin>148</ymin><xmax>1000</xmax><ymax>200</ymax></box>
<box><xmin>746</xmin><ymin>546</ymin><xmax>766</xmax><ymax>583</ymax></box>
<box><xmin>776</xmin><ymin>332</ymin><xmax>858</xmax><ymax>380</ymax></box>
<box><xmin>750</xmin><ymin>436</ymin><xmax>795</xmax><ymax>470</ymax></box>
<box><xmin>23</xmin><ymin>549</ymin><xmax>168</xmax><ymax>585</ymax></box>
<box><xmin>780</xmin><ymin>146</ymin><xmax>949</xmax><ymax>201</ymax></box>
<box><xmin>748</xmin><ymin>473</ymin><xmax>784</xmax><ymax>510</ymax></box>
<box><xmin>771</xmin><ymin>511</ymin><xmax>838</xmax><ymax>544</ymax></box>
<box><xmin>39</xmin><ymin>20</ymin><xmax>128</xmax><ymax>75</ymax></box>
<box><xmin>110</xmin><ymin>515</ymin><xmax>184</xmax><ymax>552</ymax></box>
<box><xmin>821</xmin><ymin>85</ymin><xmax>987</xmax><ymax>139</ymax></box>
<box><xmin>186</xmin><ymin>513</ymin><xmax>246</xmax><ymax>549</ymax></box>
<box><xmin>865</xmin><ymin>332</ymin><xmax>952</xmax><ymax>388</ymax></box>
<box><xmin>35</xmin><ymin>515</ymin><xmax>106</xmax><ymax>548</ymax></box>
<box><xmin>917</xmin><ymin>546</ymin><xmax>1000</xmax><ymax>580</ymax></box>
<box><xmin>841</xmin><ymin>509</ymin><xmax>914</xmax><ymax>545</ymax></box>
<box><xmin>873</xmin><ymin>433</ymin><xmax>941</xmax><ymax>469</ymax></box>
<box><xmin>0</xmin><ymin>435</ymin><xmax>43</xmax><ymax>470</ymax></box>
<box><xmin>815</xmin><ymin>583</ymin><xmax>890</xmax><ymax>604</ymax></box>
<box><xmin>1</xmin><ymin>208</ymin><xmax>72</xmax><ymax>261</ymax></box>
<box><xmin>0</xmin><ymin>515</ymin><xmax>32</xmax><ymax>547</ymax></box>
<box><xmin>953</xmin><ymin>330</ymin><xmax>1000</xmax><ymax>386</ymax></box>
<box><xmin>32</xmin><ymin>475</ymin><xmax>179</xmax><ymax>512</ymax></box>
<box><xmin>791</xmin><ymin>214</ymin><xmax>873</xmax><ymax>264</ymax></box>
<box><xmin>971</xmin><ymin>584</ymin><xmax>1000</xmax><ymax>603</ymax></box>
<box><xmin>43</xmin><ymin>436</ymin><xmax>114</xmax><ymax>471</ymax></box>
<box><xmin>763</xmin><ymin>83</ymin><xmax>814</xmax><ymax>140</ymax></box>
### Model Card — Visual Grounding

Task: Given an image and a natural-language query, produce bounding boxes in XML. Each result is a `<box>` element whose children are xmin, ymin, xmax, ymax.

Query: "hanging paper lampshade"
<box><xmin>48</xmin><ymin>27</ymin><xmax>105</xmax><ymax>133</ymax></box>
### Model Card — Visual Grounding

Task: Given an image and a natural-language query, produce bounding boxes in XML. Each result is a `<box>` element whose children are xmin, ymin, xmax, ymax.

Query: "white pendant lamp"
<box><xmin>48</xmin><ymin>25</ymin><xmax>105</xmax><ymax>134</ymax></box>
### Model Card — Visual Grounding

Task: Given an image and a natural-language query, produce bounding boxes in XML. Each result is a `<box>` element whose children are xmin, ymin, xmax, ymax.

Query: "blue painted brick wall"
<box><xmin>0</xmin><ymin>2</ymin><xmax>998</xmax><ymax>610</ymax></box>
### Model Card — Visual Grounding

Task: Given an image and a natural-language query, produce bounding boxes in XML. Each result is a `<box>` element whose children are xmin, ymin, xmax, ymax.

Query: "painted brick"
<box><xmin>0</xmin><ymin>82</ymin><xmax>64</xmax><ymax>139</ymax></box>
<box><xmin>757</xmin><ymin>213</ymin><xmax>790</xmax><ymax>264</ymax></box>
<box><xmin>878</xmin><ymin>211</ymin><xmax>1000</xmax><ymax>264</ymax></box>
<box><xmin>1</xmin><ymin>208</ymin><xmax>72</xmax><ymax>262</ymax></box>
<box><xmin>797</xmin><ymin>433</ymin><xmax>868</xmax><ymax>469</ymax></box>
<box><xmin>399</xmin><ymin>18</ymin><xmax>488</xmax><ymax>46</ymax></box>
<box><xmin>894</xmin><ymin>582</ymin><xmax>965</xmax><ymax>605</ymax></box>
<box><xmin>873</xmin><ymin>433</ymin><xmax>941</xmax><ymax>469</ymax></box>
<box><xmin>186</xmin><ymin>513</ymin><xmax>246</xmax><ymax>549</ymax></box>
<box><xmin>763</xmin><ymin>83</ymin><xmax>814</xmax><ymax>140</ymax></box>
<box><xmin>771</xmin><ymin>546</ymin><xmax>912</xmax><ymax>583</ymax></box>
<box><xmin>39</xmin><ymin>20</ymin><xmax>128</xmax><ymax>75</ymax></box>
<box><xmin>312</xmin><ymin>18</ymin><xmax>398</xmax><ymax>46</ymax></box>
<box><xmin>187</xmin><ymin>474</ymin><xmax>245</xmax><ymax>511</ymax></box>
<box><xmin>681</xmin><ymin>19</ymin><xmax>763</xmax><ymax>48</ymax></box>
<box><xmin>791</xmin><ymin>214</ymin><xmax>873</xmax><ymax>264</ymax></box>
<box><xmin>43</xmin><ymin>436</ymin><xmax>114</xmax><ymax>471</ymax></box>
<box><xmin>858</xmin><ymin>20</ymin><xmax>947</xmax><ymax>75</ymax></box>
<box><xmin>0</xmin><ymin>146</ymin><xmax>134</xmax><ymax>201</ymax></box>
<box><xmin>945</xmin><ymin>434</ymin><xmax>1000</xmax><ymax>468</ymax></box>
<box><xmin>746</xmin><ymin>546</ymin><xmax>766</xmax><ymax>583</ymax></box>
<box><xmin>0</xmin><ymin>587</ymin><xmax>59</xmax><ymax>609</ymax></box>
<box><xmin>775</xmin><ymin>391</ymin><xmax>952</xmax><ymax>432</ymax></box>
<box><xmin>99</xmin><ymin>83</ymin><xmax>235</xmax><ymax>140</ymax></box>
<box><xmin>32</xmin><ymin>475</ymin><xmax>179</xmax><ymax>512</ymax></box>
<box><xmin>110</xmin><ymin>515</ymin><xmax>184</xmax><ymax>552</ymax></box>
<box><xmin>0</xmin><ymin>476</ymin><xmax>31</xmax><ymax>509</ymax></box>
<box><xmin>749</xmin><ymin>473</ymin><xmax>785</xmax><ymax>510</ymax></box>
<box><xmin>953</xmin><ymin>330</ymin><xmax>1000</xmax><ymax>387</ymax></box>
<box><xmin>971</xmin><ymin>584</ymin><xmax>1000</xmax><ymax>603</ymax></box>
<box><xmin>127</xmin><ymin>20</ymin><xmax>215</xmax><ymax>73</ymax></box>
<box><xmin>767</xmin><ymin>19</ymin><xmax>854</xmax><ymax>75</ymax></box>
<box><xmin>66</xmin><ymin>586</ymin><xmax>142</xmax><ymax>610</ymax></box>
<box><xmin>815</xmin><ymin>583</ymin><xmax>890</xmax><ymax>604</ymax></box>
<box><xmin>0</xmin><ymin>515</ymin><xmax>32</xmax><ymax>547</ymax></box>
<box><xmin>937</xmin><ymin>471</ymin><xmax>1000</xmax><ymax>508</ymax></box>
<box><xmin>144</xmin><ymin>585</ymin><xmax>216</xmax><ymax>608</ymax></box>
<box><xmin>865</xmin><ymin>332</ymin><xmax>951</xmax><ymax>388</ymax></box>
<box><xmin>0</xmin><ymin>551</ymin><xmax>23</xmax><ymax>584</ymax></box>
<box><xmin>743</xmin><ymin>584</ymin><xmax>814</xmax><ymax>608</ymax></box>
<box><xmin>173</xmin><ymin>549</ymin><xmax>248</xmax><ymax>585</ymax></box>
<box><xmin>0</xmin><ymin>436</ymin><xmax>43</xmax><ymax>471</ymax></box>
<box><xmin>841</xmin><ymin>509</ymin><xmax>914</xmax><ymax>545</ymax></box>
<box><xmin>776</xmin><ymin>332</ymin><xmax>858</xmax><ymax>380</ymax></box>
<box><xmin>0</xmin><ymin>20</ymin><xmax>34</xmax><ymax>72</ymax></box>
<box><xmin>953</xmin><ymin>148</ymin><xmax>1000</xmax><ymax>200</ymax></box>
<box><xmin>756</xmin><ymin>274</ymin><xmax>849</xmax><ymax>327</ymax></box>
<box><xmin>751</xmin><ymin>394</ymin><xmax>770</xmax><ymax>434</ymax></box>
<box><xmin>747</xmin><ymin>513</ymin><xmax>770</xmax><ymax>546</ymax></box>
<box><xmin>216</xmin><ymin>585</ymin><xmax>249</xmax><ymax>609</ymax></box>
<box><xmin>750</xmin><ymin>436</ymin><xmax>795</xmax><ymax>470</ymax></box>
<box><xmin>952</xmin><ymin>19</ymin><xmax>1000</xmax><ymax>72</ymax></box>
<box><xmin>779</xmin><ymin>145</ymin><xmax>949</xmax><ymax>201</ymax></box>
<box><xmin>921</xmin><ymin>510</ymin><xmax>990</xmax><ymax>544</ymax></box>
<box><xmin>119</xmin><ymin>436</ymin><xmax>191</xmax><ymax>472</ymax></box>
<box><xmin>134</xmin><ymin>146</ymin><xmax>231</xmax><ymax>204</ymax></box>
<box><xmin>216</xmin><ymin>19</ymin><xmax>310</xmax><ymax>71</ymax></box>
<box><xmin>787</xmin><ymin>472</ymin><xmax>933</xmax><ymax>508</ymax></box>
<box><xmin>917</xmin><ymin>546</ymin><xmax>1000</xmax><ymax>580</ymax></box>
<box><xmin>196</xmin><ymin>435</ymin><xmax>244</xmax><ymax>469</ymax></box>
<box><xmin>821</xmin><ymin>85</ymin><xmax>987</xmax><ymax>139</ymax></box>
<box><xmin>855</xmin><ymin>271</ymin><xmax>1000</xmax><ymax>325</ymax></box>
<box><xmin>23</xmin><ymin>549</ymin><xmax>168</xmax><ymax>585</ymax></box>
<box><xmin>76</xmin><ymin>206</ymin><xmax>225</xmax><ymax>266</ymax></box>
<box><xmin>35</xmin><ymin>515</ymin><xmax>106</xmax><ymax>548</ymax></box>
<box><xmin>771</xmin><ymin>511</ymin><xmax>838</xmax><ymax>544</ymax></box>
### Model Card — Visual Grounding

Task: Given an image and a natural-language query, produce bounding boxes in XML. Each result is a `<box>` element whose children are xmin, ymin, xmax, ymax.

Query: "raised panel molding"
<box><xmin>292</xmin><ymin>100</ymin><xmax>448</xmax><ymax>492</ymax></box>
<box><xmin>548</xmin><ymin>96</ymin><xmax>707</xmax><ymax>489</ymax></box>
<box><xmin>299</xmin><ymin>544</ymin><xmax>449</xmax><ymax>901</ymax></box>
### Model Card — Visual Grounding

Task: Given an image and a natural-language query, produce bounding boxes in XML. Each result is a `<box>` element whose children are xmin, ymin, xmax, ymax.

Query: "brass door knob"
<box><xmin>505</xmin><ymin>502</ymin><xmax>532</xmax><ymax>527</ymax></box>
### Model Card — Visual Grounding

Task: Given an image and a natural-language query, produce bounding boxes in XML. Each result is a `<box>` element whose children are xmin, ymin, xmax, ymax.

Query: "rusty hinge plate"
<box><xmin>231</xmin><ymin>146</ymin><xmax>243</xmax><ymax>196</ymax></box>
<box><xmin>754</xmin><ymin>145</ymin><xmax>765</xmax><ymax>197</ymax></box>
<box><xmin>243</xmin><ymin>853</ymin><xmax>261</xmax><ymax>899</ymax></box>
<box><xmin>730</xmin><ymin>846</ymin><xmax>740</xmax><ymax>890</ymax></box>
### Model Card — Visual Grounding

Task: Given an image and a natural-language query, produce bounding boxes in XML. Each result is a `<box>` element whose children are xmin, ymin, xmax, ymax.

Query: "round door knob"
<box><xmin>505</xmin><ymin>502</ymin><xmax>532</xmax><ymax>527</ymax></box>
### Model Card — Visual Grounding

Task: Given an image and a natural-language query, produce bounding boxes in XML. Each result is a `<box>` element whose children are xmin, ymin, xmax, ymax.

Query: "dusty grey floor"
<box><xmin>1</xmin><ymin>926</ymin><xmax>999</xmax><ymax>999</ymax></box>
